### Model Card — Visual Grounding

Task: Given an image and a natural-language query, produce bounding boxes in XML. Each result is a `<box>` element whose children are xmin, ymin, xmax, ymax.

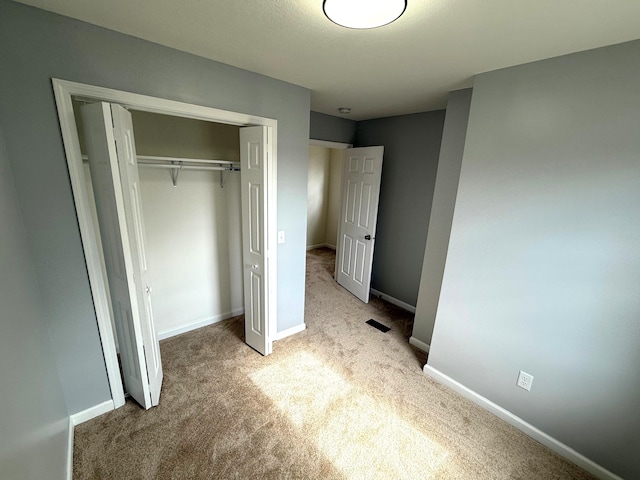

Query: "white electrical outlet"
<box><xmin>277</xmin><ymin>230</ymin><xmax>285</xmax><ymax>244</ymax></box>
<box><xmin>516</xmin><ymin>370</ymin><xmax>534</xmax><ymax>391</ymax></box>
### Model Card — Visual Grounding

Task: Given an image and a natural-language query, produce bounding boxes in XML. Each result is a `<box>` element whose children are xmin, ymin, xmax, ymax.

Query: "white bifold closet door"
<box><xmin>239</xmin><ymin>126</ymin><xmax>272</xmax><ymax>356</ymax></box>
<box><xmin>80</xmin><ymin>102</ymin><xmax>163</xmax><ymax>409</ymax></box>
<box><xmin>80</xmin><ymin>103</ymin><xmax>273</xmax><ymax>409</ymax></box>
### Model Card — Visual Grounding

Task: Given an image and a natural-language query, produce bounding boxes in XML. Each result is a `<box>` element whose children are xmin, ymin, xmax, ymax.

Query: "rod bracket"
<box><xmin>220</xmin><ymin>168</ymin><xmax>230</xmax><ymax>188</ymax></box>
<box><xmin>171</xmin><ymin>161</ymin><xmax>183</xmax><ymax>187</ymax></box>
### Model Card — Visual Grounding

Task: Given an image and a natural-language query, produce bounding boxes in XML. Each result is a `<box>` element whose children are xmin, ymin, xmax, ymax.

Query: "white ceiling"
<box><xmin>16</xmin><ymin>0</ymin><xmax>640</xmax><ymax>120</ymax></box>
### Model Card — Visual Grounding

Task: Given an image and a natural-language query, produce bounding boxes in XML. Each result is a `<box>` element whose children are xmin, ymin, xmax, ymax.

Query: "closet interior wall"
<box><xmin>306</xmin><ymin>145</ymin><xmax>342</xmax><ymax>250</ymax></box>
<box><xmin>76</xmin><ymin>103</ymin><xmax>244</xmax><ymax>342</ymax></box>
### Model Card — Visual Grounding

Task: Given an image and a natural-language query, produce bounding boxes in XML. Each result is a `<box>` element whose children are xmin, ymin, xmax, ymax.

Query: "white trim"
<box><xmin>267</xmin><ymin>125</ymin><xmax>278</xmax><ymax>351</ymax></box>
<box><xmin>66</xmin><ymin>417</ymin><xmax>74</xmax><ymax>480</ymax></box>
<box><xmin>409</xmin><ymin>336</ymin><xmax>430</xmax><ymax>353</ymax></box>
<box><xmin>52</xmin><ymin>78</ymin><xmax>278</xmax><ymax>409</ymax></box>
<box><xmin>370</xmin><ymin>288</ymin><xmax>416</xmax><ymax>313</ymax></box>
<box><xmin>275</xmin><ymin>323</ymin><xmax>306</xmax><ymax>340</ymax></box>
<box><xmin>70</xmin><ymin>400</ymin><xmax>114</xmax><ymax>426</ymax></box>
<box><xmin>423</xmin><ymin>365</ymin><xmax>623</xmax><ymax>480</ymax></box>
<box><xmin>56</xmin><ymin>79</ymin><xmax>278</xmax><ymax>127</ymax></box>
<box><xmin>157</xmin><ymin>309</ymin><xmax>244</xmax><ymax>340</ymax></box>
<box><xmin>309</xmin><ymin>139</ymin><xmax>352</xmax><ymax>149</ymax></box>
<box><xmin>306</xmin><ymin>243</ymin><xmax>336</xmax><ymax>251</ymax></box>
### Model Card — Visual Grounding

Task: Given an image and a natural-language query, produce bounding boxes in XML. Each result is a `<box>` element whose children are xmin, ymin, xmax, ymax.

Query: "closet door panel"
<box><xmin>80</xmin><ymin>102</ymin><xmax>163</xmax><ymax>409</ymax></box>
<box><xmin>240</xmin><ymin>126</ymin><xmax>271</xmax><ymax>355</ymax></box>
<box><xmin>80</xmin><ymin>102</ymin><xmax>152</xmax><ymax>408</ymax></box>
<box><xmin>111</xmin><ymin>104</ymin><xmax>163</xmax><ymax>407</ymax></box>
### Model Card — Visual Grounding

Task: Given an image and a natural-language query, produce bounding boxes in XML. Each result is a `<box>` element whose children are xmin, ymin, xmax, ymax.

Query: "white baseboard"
<box><xmin>423</xmin><ymin>365</ymin><xmax>622</xmax><ymax>480</ymax></box>
<box><xmin>370</xmin><ymin>288</ymin><xmax>416</xmax><ymax>313</ymax></box>
<box><xmin>157</xmin><ymin>309</ymin><xmax>244</xmax><ymax>341</ymax></box>
<box><xmin>70</xmin><ymin>399</ymin><xmax>114</xmax><ymax>426</ymax></box>
<box><xmin>66</xmin><ymin>417</ymin><xmax>74</xmax><ymax>480</ymax></box>
<box><xmin>409</xmin><ymin>336</ymin><xmax>430</xmax><ymax>353</ymax></box>
<box><xmin>306</xmin><ymin>243</ymin><xmax>336</xmax><ymax>251</ymax></box>
<box><xmin>275</xmin><ymin>323</ymin><xmax>307</xmax><ymax>340</ymax></box>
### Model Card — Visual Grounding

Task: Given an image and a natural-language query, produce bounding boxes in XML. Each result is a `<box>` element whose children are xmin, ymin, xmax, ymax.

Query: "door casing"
<box><xmin>53</xmin><ymin>79</ymin><xmax>278</xmax><ymax>412</ymax></box>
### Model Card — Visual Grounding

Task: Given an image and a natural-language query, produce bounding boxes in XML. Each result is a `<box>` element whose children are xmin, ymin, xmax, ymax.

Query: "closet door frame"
<box><xmin>52</xmin><ymin>79</ymin><xmax>278</xmax><ymax>414</ymax></box>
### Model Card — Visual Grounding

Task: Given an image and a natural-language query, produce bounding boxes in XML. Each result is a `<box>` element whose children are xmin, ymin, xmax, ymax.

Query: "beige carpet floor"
<box><xmin>73</xmin><ymin>248</ymin><xmax>595</xmax><ymax>479</ymax></box>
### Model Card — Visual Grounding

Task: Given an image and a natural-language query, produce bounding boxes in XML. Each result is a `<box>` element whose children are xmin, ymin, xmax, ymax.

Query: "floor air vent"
<box><xmin>366</xmin><ymin>319</ymin><xmax>390</xmax><ymax>333</ymax></box>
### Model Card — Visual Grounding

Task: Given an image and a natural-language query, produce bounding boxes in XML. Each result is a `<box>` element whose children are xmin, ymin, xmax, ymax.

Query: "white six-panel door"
<box><xmin>335</xmin><ymin>146</ymin><xmax>384</xmax><ymax>303</ymax></box>
<box><xmin>240</xmin><ymin>126</ymin><xmax>273</xmax><ymax>355</ymax></box>
<box><xmin>110</xmin><ymin>104</ymin><xmax>163</xmax><ymax>406</ymax></box>
<box><xmin>80</xmin><ymin>102</ymin><xmax>163</xmax><ymax>409</ymax></box>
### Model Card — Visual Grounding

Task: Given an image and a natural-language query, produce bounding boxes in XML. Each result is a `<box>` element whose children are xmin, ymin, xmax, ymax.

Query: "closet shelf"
<box><xmin>137</xmin><ymin>155</ymin><xmax>238</xmax><ymax>167</ymax></box>
<box><xmin>81</xmin><ymin>154</ymin><xmax>240</xmax><ymax>187</ymax></box>
<box><xmin>138</xmin><ymin>163</ymin><xmax>237</xmax><ymax>172</ymax></box>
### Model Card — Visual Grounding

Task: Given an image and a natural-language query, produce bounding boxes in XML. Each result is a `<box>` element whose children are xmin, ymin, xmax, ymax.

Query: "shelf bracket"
<box><xmin>220</xmin><ymin>168</ymin><xmax>229</xmax><ymax>188</ymax></box>
<box><xmin>170</xmin><ymin>161</ymin><xmax>182</xmax><ymax>187</ymax></box>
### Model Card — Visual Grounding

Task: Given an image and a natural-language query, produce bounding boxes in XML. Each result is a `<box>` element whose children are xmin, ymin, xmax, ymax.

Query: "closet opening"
<box><xmin>306</xmin><ymin>142</ymin><xmax>345</xmax><ymax>254</ymax></box>
<box><xmin>53</xmin><ymin>79</ymin><xmax>277</xmax><ymax>414</ymax></box>
<box><xmin>75</xmin><ymin>107</ymin><xmax>245</xmax><ymax>400</ymax></box>
<box><xmin>306</xmin><ymin>140</ymin><xmax>351</xmax><ymax>280</ymax></box>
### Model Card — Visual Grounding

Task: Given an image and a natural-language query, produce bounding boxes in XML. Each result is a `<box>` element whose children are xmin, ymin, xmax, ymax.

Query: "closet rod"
<box><xmin>137</xmin><ymin>155</ymin><xmax>237</xmax><ymax>166</ymax></box>
<box><xmin>81</xmin><ymin>154</ymin><xmax>239</xmax><ymax>168</ymax></box>
<box><xmin>138</xmin><ymin>163</ymin><xmax>239</xmax><ymax>172</ymax></box>
<box><xmin>80</xmin><ymin>155</ymin><xmax>240</xmax><ymax>187</ymax></box>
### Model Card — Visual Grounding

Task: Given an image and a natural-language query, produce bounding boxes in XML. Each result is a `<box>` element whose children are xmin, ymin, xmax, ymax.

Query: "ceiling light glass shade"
<box><xmin>323</xmin><ymin>0</ymin><xmax>407</xmax><ymax>29</ymax></box>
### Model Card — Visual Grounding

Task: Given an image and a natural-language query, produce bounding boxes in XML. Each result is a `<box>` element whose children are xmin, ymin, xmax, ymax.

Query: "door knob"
<box><xmin>364</xmin><ymin>235</ymin><xmax>373</xmax><ymax>240</ymax></box>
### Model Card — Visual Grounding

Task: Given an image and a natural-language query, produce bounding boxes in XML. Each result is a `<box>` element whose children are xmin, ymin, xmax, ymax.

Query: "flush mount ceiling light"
<box><xmin>323</xmin><ymin>0</ymin><xmax>407</xmax><ymax>29</ymax></box>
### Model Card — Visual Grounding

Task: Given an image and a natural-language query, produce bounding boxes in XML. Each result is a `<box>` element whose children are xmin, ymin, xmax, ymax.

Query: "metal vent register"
<box><xmin>366</xmin><ymin>319</ymin><xmax>390</xmax><ymax>333</ymax></box>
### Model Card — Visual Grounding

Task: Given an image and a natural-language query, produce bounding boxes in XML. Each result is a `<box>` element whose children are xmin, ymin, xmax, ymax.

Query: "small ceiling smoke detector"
<box><xmin>323</xmin><ymin>0</ymin><xmax>407</xmax><ymax>29</ymax></box>
<box><xmin>338</xmin><ymin>107</ymin><xmax>352</xmax><ymax>114</ymax></box>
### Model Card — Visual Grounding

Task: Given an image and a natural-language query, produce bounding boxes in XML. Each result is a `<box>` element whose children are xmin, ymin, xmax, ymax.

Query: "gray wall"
<box><xmin>428</xmin><ymin>40</ymin><xmax>640</xmax><ymax>479</ymax></box>
<box><xmin>310</xmin><ymin>111</ymin><xmax>357</xmax><ymax>145</ymax></box>
<box><xmin>412</xmin><ymin>89</ymin><xmax>472</xmax><ymax>346</ymax></box>
<box><xmin>356</xmin><ymin>112</ymin><xmax>445</xmax><ymax>306</ymax></box>
<box><xmin>0</xmin><ymin>0</ymin><xmax>310</xmax><ymax>415</ymax></box>
<box><xmin>0</xmin><ymin>128</ymin><xmax>70</xmax><ymax>479</ymax></box>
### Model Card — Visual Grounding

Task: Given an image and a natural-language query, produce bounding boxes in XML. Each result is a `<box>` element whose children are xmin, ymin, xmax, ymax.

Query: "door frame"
<box><xmin>53</xmin><ymin>79</ymin><xmax>278</xmax><ymax>410</ymax></box>
<box><xmin>308</xmin><ymin>139</ymin><xmax>352</xmax><ymax>150</ymax></box>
